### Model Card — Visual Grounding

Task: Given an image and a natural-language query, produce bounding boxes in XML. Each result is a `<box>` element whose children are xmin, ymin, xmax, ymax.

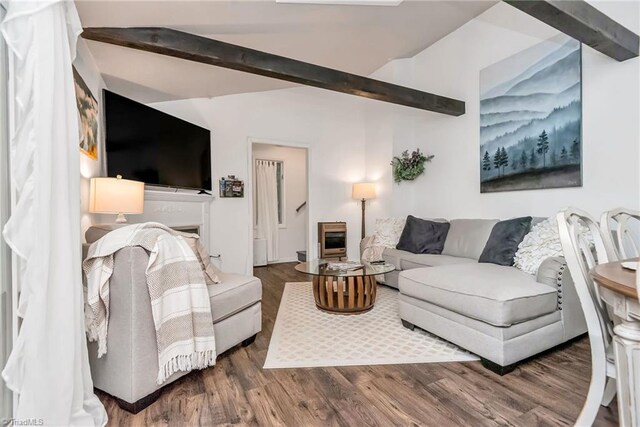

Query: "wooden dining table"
<box><xmin>591</xmin><ymin>258</ymin><xmax>639</xmax><ymax>427</ymax></box>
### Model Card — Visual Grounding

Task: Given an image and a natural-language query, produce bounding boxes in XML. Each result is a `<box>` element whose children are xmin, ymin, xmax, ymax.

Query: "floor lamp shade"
<box><xmin>89</xmin><ymin>175</ymin><xmax>144</xmax><ymax>223</ymax></box>
<box><xmin>352</xmin><ymin>182</ymin><xmax>376</xmax><ymax>239</ymax></box>
<box><xmin>352</xmin><ymin>182</ymin><xmax>376</xmax><ymax>200</ymax></box>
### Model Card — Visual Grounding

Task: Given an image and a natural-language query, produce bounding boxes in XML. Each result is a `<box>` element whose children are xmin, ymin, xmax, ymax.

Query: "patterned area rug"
<box><xmin>264</xmin><ymin>282</ymin><xmax>478</xmax><ymax>369</ymax></box>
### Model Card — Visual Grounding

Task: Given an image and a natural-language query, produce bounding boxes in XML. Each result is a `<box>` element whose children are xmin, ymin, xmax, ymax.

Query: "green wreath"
<box><xmin>391</xmin><ymin>149</ymin><xmax>434</xmax><ymax>183</ymax></box>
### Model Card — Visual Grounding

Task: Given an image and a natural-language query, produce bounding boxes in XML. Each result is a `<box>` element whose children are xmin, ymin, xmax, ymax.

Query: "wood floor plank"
<box><xmin>245</xmin><ymin>386</ymin><xmax>288</xmax><ymax>427</ymax></box>
<box><xmin>516</xmin><ymin>405</ymin><xmax>574</xmax><ymax>427</ymax></box>
<box><xmin>97</xmin><ymin>262</ymin><xmax>618</xmax><ymax>427</ymax></box>
<box><xmin>355</xmin><ymin>380</ymin><xmax>431</xmax><ymax>426</ymax></box>
<box><xmin>227</xmin><ymin>347</ymin><xmax>272</xmax><ymax>392</ymax></box>
<box><xmin>205</xmin><ymin>355</ymin><xmax>257</xmax><ymax>425</ymax></box>
<box><xmin>395</xmin><ymin>363</ymin><xmax>526</xmax><ymax>425</ymax></box>
<box><xmin>335</xmin><ymin>364</ymin><xmax>383</xmax><ymax>386</ymax></box>
<box><xmin>429</xmin><ymin>377</ymin><xmax>519</xmax><ymax>426</ymax></box>
<box><xmin>246</xmin><ymin>381</ymin><xmax>315</xmax><ymax>427</ymax></box>
<box><xmin>308</xmin><ymin>367</ymin><xmax>394</xmax><ymax>426</ymax></box>
<box><xmin>272</xmin><ymin>369</ymin><xmax>341</xmax><ymax>426</ymax></box>
<box><xmin>462</xmin><ymin>361</ymin><xmax>586</xmax><ymax>421</ymax></box>
<box><xmin>360</xmin><ymin>375</ymin><xmax>470</xmax><ymax>426</ymax></box>
<box><xmin>438</xmin><ymin>362</ymin><xmax>536</xmax><ymax>416</ymax></box>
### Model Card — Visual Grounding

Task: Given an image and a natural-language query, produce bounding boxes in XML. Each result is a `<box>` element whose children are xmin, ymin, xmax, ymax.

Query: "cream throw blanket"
<box><xmin>83</xmin><ymin>222</ymin><xmax>217</xmax><ymax>384</ymax></box>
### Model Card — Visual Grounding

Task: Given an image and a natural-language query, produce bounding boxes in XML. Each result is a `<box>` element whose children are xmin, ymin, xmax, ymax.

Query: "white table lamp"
<box><xmin>89</xmin><ymin>175</ymin><xmax>145</xmax><ymax>223</ymax></box>
<box><xmin>352</xmin><ymin>182</ymin><xmax>377</xmax><ymax>239</ymax></box>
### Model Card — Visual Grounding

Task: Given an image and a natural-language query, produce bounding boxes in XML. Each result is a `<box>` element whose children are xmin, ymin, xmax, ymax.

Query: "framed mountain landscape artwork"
<box><xmin>73</xmin><ymin>67</ymin><xmax>99</xmax><ymax>160</ymax></box>
<box><xmin>480</xmin><ymin>34</ymin><xmax>582</xmax><ymax>193</ymax></box>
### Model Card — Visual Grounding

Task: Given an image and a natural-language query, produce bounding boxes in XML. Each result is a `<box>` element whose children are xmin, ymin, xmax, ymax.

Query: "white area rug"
<box><xmin>264</xmin><ymin>282</ymin><xmax>478</xmax><ymax>369</ymax></box>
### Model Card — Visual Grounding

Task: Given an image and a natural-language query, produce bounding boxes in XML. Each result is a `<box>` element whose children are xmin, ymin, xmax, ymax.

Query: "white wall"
<box><xmin>151</xmin><ymin>88</ymin><xmax>367</xmax><ymax>274</ymax></box>
<box><xmin>365</xmin><ymin>1</ymin><xmax>640</xmax><ymax>222</ymax></box>
<box><xmin>74</xmin><ymin>39</ymin><xmax>108</xmax><ymax>240</ymax></box>
<box><xmin>252</xmin><ymin>144</ymin><xmax>308</xmax><ymax>263</ymax></box>
<box><xmin>101</xmin><ymin>0</ymin><xmax>638</xmax><ymax>274</ymax></box>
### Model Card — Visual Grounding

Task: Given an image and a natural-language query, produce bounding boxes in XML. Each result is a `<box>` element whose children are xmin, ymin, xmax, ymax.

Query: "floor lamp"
<box><xmin>352</xmin><ymin>182</ymin><xmax>376</xmax><ymax>239</ymax></box>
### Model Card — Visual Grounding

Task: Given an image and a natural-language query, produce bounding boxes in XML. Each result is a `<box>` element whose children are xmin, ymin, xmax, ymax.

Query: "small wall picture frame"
<box><xmin>219</xmin><ymin>175</ymin><xmax>244</xmax><ymax>198</ymax></box>
<box><xmin>73</xmin><ymin>67</ymin><xmax>99</xmax><ymax>160</ymax></box>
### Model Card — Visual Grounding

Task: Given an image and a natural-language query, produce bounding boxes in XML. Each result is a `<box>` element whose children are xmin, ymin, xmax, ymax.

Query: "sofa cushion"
<box><xmin>208</xmin><ymin>273</ymin><xmax>262</xmax><ymax>323</ymax></box>
<box><xmin>442</xmin><ymin>219</ymin><xmax>499</xmax><ymax>260</ymax></box>
<box><xmin>479</xmin><ymin>216</ymin><xmax>532</xmax><ymax>266</ymax></box>
<box><xmin>399</xmin><ymin>263</ymin><xmax>557</xmax><ymax>327</ymax></box>
<box><xmin>401</xmin><ymin>254</ymin><xmax>475</xmax><ymax>270</ymax></box>
<box><xmin>383</xmin><ymin>248</ymin><xmax>475</xmax><ymax>271</ymax></box>
<box><xmin>396</xmin><ymin>215</ymin><xmax>450</xmax><ymax>254</ymax></box>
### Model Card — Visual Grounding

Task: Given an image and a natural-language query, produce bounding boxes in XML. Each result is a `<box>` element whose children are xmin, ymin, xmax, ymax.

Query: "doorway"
<box><xmin>250</xmin><ymin>141</ymin><xmax>309</xmax><ymax>266</ymax></box>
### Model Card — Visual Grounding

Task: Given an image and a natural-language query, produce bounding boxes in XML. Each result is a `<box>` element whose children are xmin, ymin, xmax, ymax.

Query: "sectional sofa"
<box><xmin>365</xmin><ymin>218</ymin><xmax>587</xmax><ymax>374</ymax></box>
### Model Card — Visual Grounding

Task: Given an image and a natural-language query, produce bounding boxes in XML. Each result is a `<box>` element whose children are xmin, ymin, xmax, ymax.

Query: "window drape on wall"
<box><xmin>0</xmin><ymin>1</ymin><xmax>107</xmax><ymax>425</ymax></box>
<box><xmin>0</xmin><ymin>5</ymin><xmax>11</xmax><ymax>421</ymax></box>
<box><xmin>255</xmin><ymin>160</ymin><xmax>279</xmax><ymax>262</ymax></box>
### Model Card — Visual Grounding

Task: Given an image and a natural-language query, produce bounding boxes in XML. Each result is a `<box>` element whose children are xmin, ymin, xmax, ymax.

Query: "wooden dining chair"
<box><xmin>557</xmin><ymin>208</ymin><xmax>617</xmax><ymax>426</ymax></box>
<box><xmin>601</xmin><ymin>208</ymin><xmax>640</xmax><ymax>261</ymax></box>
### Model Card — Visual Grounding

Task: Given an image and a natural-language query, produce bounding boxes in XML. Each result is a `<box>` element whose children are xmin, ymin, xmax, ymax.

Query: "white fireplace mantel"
<box><xmin>135</xmin><ymin>188</ymin><xmax>214</xmax><ymax>251</ymax></box>
<box><xmin>144</xmin><ymin>188</ymin><xmax>213</xmax><ymax>203</ymax></box>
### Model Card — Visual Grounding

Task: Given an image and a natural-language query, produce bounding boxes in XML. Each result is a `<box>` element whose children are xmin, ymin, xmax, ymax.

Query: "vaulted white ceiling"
<box><xmin>75</xmin><ymin>0</ymin><xmax>497</xmax><ymax>103</ymax></box>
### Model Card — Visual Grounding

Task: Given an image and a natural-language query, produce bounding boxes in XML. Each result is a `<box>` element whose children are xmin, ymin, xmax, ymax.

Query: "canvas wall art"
<box><xmin>73</xmin><ymin>67</ymin><xmax>99</xmax><ymax>160</ymax></box>
<box><xmin>480</xmin><ymin>34</ymin><xmax>582</xmax><ymax>193</ymax></box>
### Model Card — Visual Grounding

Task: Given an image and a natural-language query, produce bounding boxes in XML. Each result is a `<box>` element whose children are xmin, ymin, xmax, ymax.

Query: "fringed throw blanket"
<box><xmin>83</xmin><ymin>222</ymin><xmax>217</xmax><ymax>384</ymax></box>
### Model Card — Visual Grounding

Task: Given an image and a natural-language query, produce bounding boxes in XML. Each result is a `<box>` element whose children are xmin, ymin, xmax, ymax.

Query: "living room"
<box><xmin>0</xmin><ymin>0</ymin><xmax>639</xmax><ymax>426</ymax></box>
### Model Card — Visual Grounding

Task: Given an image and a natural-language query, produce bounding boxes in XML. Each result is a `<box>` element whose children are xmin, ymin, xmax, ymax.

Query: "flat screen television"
<box><xmin>104</xmin><ymin>90</ymin><xmax>212</xmax><ymax>191</ymax></box>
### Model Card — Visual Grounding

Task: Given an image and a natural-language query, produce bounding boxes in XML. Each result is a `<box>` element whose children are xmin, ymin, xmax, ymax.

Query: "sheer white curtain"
<box><xmin>0</xmin><ymin>5</ymin><xmax>11</xmax><ymax>421</ymax></box>
<box><xmin>0</xmin><ymin>1</ymin><xmax>107</xmax><ymax>425</ymax></box>
<box><xmin>255</xmin><ymin>160</ymin><xmax>279</xmax><ymax>262</ymax></box>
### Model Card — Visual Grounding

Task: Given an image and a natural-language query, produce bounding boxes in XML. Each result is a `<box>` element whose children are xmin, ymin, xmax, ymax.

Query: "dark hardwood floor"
<box><xmin>97</xmin><ymin>262</ymin><xmax>619</xmax><ymax>426</ymax></box>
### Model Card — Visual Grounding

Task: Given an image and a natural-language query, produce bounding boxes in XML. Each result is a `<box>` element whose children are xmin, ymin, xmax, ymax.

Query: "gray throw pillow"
<box><xmin>478</xmin><ymin>216</ymin><xmax>533</xmax><ymax>266</ymax></box>
<box><xmin>396</xmin><ymin>215</ymin><xmax>451</xmax><ymax>254</ymax></box>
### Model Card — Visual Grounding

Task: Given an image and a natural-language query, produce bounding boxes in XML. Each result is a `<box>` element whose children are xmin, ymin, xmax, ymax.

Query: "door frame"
<box><xmin>247</xmin><ymin>137</ymin><xmax>311</xmax><ymax>267</ymax></box>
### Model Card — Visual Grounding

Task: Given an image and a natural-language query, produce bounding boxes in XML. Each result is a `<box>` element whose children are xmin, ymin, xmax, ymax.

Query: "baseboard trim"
<box><xmin>268</xmin><ymin>258</ymin><xmax>299</xmax><ymax>264</ymax></box>
<box><xmin>253</xmin><ymin>258</ymin><xmax>299</xmax><ymax>268</ymax></box>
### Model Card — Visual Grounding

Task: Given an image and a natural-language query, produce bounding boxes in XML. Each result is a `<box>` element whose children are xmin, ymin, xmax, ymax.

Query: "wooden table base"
<box><xmin>312</xmin><ymin>275</ymin><xmax>377</xmax><ymax>315</ymax></box>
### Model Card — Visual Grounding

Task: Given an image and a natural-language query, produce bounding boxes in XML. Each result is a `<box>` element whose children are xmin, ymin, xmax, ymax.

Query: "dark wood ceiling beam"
<box><xmin>504</xmin><ymin>0</ymin><xmax>639</xmax><ymax>61</ymax></box>
<box><xmin>81</xmin><ymin>27</ymin><xmax>465</xmax><ymax>116</ymax></box>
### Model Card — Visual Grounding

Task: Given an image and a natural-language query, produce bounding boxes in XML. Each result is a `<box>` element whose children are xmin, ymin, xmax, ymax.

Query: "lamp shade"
<box><xmin>89</xmin><ymin>176</ymin><xmax>145</xmax><ymax>214</ymax></box>
<box><xmin>352</xmin><ymin>182</ymin><xmax>376</xmax><ymax>200</ymax></box>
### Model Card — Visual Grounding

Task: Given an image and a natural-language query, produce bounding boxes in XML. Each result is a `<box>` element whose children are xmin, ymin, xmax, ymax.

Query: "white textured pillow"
<box><xmin>514</xmin><ymin>217</ymin><xmax>561</xmax><ymax>275</ymax></box>
<box><xmin>515</xmin><ymin>215</ymin><xmax>596</xmax><ymax>275</ymax></box>
<box><xmin>373</xmin><ymin>217</ymin><xmax>406</xmax><ymax>248</ymax></box>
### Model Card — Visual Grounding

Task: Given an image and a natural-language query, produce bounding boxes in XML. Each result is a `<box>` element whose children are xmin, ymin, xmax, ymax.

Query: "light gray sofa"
<box><xmin>83</xmin><ymin>227</ymin><xmax>262</xmax><ymax>412</ymax></box>
<box><xmin>367</xmin><ymin>218</ymin><xmax>587</xmax><ymax>374</ymax></box>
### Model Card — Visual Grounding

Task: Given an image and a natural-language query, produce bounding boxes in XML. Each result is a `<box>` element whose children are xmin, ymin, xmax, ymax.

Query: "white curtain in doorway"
<box><xmin>255</xmin><ymin>160</ymin><xmax>279</xmax><ymax>261</ymax></box>
<box><xmin>0</xmin><ymin>1</ymin><xmax>107</xmax><ymax>425</ymax></box>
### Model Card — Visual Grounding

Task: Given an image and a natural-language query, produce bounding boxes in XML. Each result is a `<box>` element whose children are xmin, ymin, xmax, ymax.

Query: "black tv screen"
<box><xmin>105</xmin><ymin>90</ymin><xmax>212</xmax><ymax>191</ymax></box>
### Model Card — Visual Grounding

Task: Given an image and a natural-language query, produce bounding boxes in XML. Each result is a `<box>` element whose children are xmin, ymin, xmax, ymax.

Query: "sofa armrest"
<box><xmin>87</xmin><ymin>246</ymin><xmax>166</xmax><ymax>403</ymax></box>
<box><xmin>536</xmin><ymin>256</ymin><xmax>567</xmax><ymax>309</ymax></box>
<box><xmin>536</xmin><ymin>256</ymin><xmax>587</xmax><ymax>340</ymax></box>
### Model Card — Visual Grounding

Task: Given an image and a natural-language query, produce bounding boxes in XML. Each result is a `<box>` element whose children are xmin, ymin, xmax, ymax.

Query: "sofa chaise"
<box><xmin>365</xmin><ymin>218</ymin><xmax>587</xmax><ymax>374</ymax></box>
<box><xmin>83</xmin><ymin>226</ymin><xmax>262</xmax><ymax>412</ymax></box>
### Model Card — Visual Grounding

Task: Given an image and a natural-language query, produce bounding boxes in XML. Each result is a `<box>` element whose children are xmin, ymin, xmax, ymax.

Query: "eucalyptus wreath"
<box><xmin>390</xmin><ymin>149</ymin><xmax>434</xmax><ymax>183</ymax></box>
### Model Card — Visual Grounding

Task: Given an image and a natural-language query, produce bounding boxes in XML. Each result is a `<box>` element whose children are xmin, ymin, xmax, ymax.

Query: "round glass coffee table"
<box><xmin>295</xmin><ymin>259</ymin><xmax>395</xmax><ymax>315</ymax></box>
